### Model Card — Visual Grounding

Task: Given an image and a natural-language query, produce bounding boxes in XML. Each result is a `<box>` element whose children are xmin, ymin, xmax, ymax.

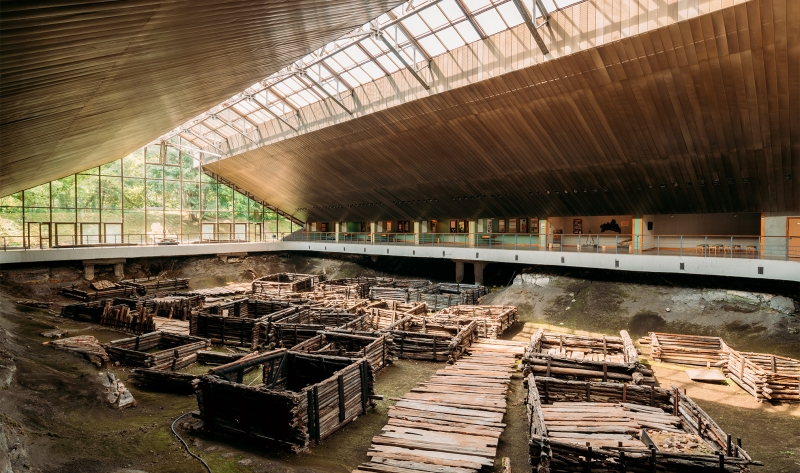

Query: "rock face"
<box><xmin>513</xmin><ymin>274</ymin><xmax>551</xmax><ymax>287</ymax></box>
<box><xmin>99</xmin><ymin>372</ymin><xmax>136</xmax><ymax>409</ymax></box>
<box><xmin>769</xmin><ymin>296</ymin><xmax>796</xmax><ymax>315</ymax></box>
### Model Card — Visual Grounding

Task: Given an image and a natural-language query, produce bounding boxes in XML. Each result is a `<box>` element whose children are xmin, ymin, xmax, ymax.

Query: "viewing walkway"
<box><xmin>353</xmin><ymin>339</ymin><xmax>527</xmax><ymax>473</ymax></box>
<box><xmin>1</xmin><ymin>233</ymin><xmax>797</xmax><ymax>282</ymax></box>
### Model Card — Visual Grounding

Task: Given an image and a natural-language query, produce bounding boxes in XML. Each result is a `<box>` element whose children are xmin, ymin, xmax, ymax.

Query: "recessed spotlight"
<box><xmin>593</xmin><ymin>188</ymin><xmax>598</xmax><ymax>193</ymax></box>
<box><xmin>685</xmin><ymin>181</ymin><xmax>692</xmax><ymax>187</ymax></box>
<box><xmin>742</xmin><ymin>177</ymin><xmax>750</xmax><ymax>183</ymax></box>
<box><xmin>648</xmin><ymin>184</ymin><xmax>653</xmax><ymax>189</ymax></box>
<box><xmin>713</xmin><ymin>179</ymin><xmax>720</xmax><ymax>185</ymax></box>
<box><xmin>673</xmin><ymin>182</ymin><xmax>679</xmax><ymax>187</ymax></box>
<box><xmin>727</xmin><ymin>178</ymin><xmax>735</xmax><ymax>184</ymax></box>
<box><xmin>582</xmin><ymin>188</ymin><xmax>587</xmax><ymax>193</ymax></box>
<box><xmin>698</xmin><ymin>180</ymin><xmax>706</xmax><ymax>186</ymax></box>
<box><xmin>603</xmin><ymin>187</ymin><xmax>608</xmax><ymax>192</ymax></box>
<box><xmin>660</xmin><ymin>183</ymin><xmax>666</xmax><ymax>188</ymax></box>
<box><xmin>784</xmin><ymin>174</ymin><xmax>792</xmax><ymax>180</ymax></box>
<box><xmin>636</xmin><ymin>185</ymin><xmax>642</xmax><ymax>190</ymax></box>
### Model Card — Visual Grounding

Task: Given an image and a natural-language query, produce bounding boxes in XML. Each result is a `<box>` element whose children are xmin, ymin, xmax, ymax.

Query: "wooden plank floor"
<box><xmin>153</xmin><ymin>317</ymin><xmax>190</xmax><ymax>335</ymax></box>
<box><xmin>353</xmin><ymin>339</ymin><xmax>528</xmax><ymax>473</ymax></box>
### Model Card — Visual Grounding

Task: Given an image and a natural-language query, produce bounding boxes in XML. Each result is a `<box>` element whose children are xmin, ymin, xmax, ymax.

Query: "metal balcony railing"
<box><xmin>2</xmin><ymin>232</ymin><xmax>798</xmax><ymax>262</ymax></box>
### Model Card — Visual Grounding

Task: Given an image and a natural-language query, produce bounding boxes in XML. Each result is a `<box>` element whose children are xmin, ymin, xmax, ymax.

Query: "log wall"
<box><xmin>523</xmin><ymin>329</ymin><xmax>654</xmax><ymax>385</ymax></box>
<box><xmin>527</xmin><ymin>375</ymin><xmax>758</xmax><ymax>472</ymax></box>
<box><xmin>197</xmin><ymin>349</ymin><xmax>374</xmax><ymax>451</ymax></box>
<box><xmin>104</xmin><ymin>331</ymin><xmax>209</xmax><ymax>369</ymax></box>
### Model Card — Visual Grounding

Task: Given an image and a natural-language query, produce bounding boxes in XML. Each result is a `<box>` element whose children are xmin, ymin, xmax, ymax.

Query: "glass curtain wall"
<box><xmin>0</xmin><ymin>140</ymin><xmax>293</xmax><ymax>248</ymax></box>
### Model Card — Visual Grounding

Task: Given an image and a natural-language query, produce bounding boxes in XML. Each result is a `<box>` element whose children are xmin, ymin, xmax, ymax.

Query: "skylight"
<box><xmin>154</xmin><ymin>0</ymin><xmax>577</xmax><ymax>159</ymax></box>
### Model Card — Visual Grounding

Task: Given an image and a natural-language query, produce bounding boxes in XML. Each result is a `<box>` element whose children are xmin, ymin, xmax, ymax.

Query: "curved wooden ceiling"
<box><xmin>212</xmin><ymin>0</ymin><xmax>799</xmax><ymax>222</ymax></box>
<box><xmin>0</xmin><ymin>0</ymin><xmax>404</xmax><ymax>196</ymax></box>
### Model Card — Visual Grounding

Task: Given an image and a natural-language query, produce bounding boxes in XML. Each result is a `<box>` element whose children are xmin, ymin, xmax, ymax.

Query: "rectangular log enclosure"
<box><xmin>524</xmin><ymin>328</ymin><xmax>655</xmax><ymax>385</ymax></box>
<box><xmin>291</xmin><ymin>331</ymin><xmax>392</xmax><ymax>373</ymax></box>
<box><xmin>527</xmin><ymin>375</ymin><xmax>760</xmax><ymax>472</ymax></box>
<box><xmin>650</xmin><ymin>332</ymin><xmax>730</xmax><ymax>367</ymax></box>
<box><xmin>725</xmin><ymin>351</ymin><xmax>800</xmax><ymax>403</ymax></box>
<box><xmin>251</xmin><ymin>273</ymin><xmax>325</xmax><ymax>295</ymax></box>
<box><xmin>428</xmin><ymin>305</ymin><xmax>518</xmax><ymax>339</ymax></box>
<box><xmin>104</xmin><ymin>331</ymin><xmax>209</xmax><ymax>369</ymax></box>
<box><xmin>195</xmin><ymin>348</ymin><xmax>375</xmax><ymax>451</ymax></box>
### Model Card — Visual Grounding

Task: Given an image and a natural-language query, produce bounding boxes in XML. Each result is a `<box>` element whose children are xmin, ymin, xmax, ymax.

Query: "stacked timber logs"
<box><xmin>409</xmin><ymin>283</ymin><xmax>489</xmax><ymax>310</ymax></box>
<box><xmin>291</xmin><ymin>331</ymin><xmax>392</xmax><ymax>372</ymax></box>
<box><xmin>60</xmin><ymin>300</ymin><xmax>108</xmax><ymax>322</ymax></box>
<box><xmin>104</xmin><ymin>332</ymin><xmax>209</xmax><ymax>369</ymax></box>
<box><xmin>523</xmin><ymin>329</ymin><xmax>654</xmax><ymax>385</ymax></box>
<box><xmin>196</xmin><ymin>349</ymin><xmax>375</xmax><ymax>451</ymax></box>
<box><xmin>146</xmin><ymin>295</ymin><xmax>203</xmax><ymax>320</ymax></box>
<box><xmin>60</xmin><ymin>283</ymin><xmax>139</xmax><ymax>301</ymax></box>
<box><xmin>725</xmin><ymin>351</ymin><xmax>800</xmax><ymax>402</ymax></box>
<box><xmin>650</xmin><ymin>332</ymin><xmax>730</xmax><ymax>366</ymax></box>
<box><xmin>388</xmin><ymin>320</ymin><xmax>477</xmax><ymax>363</ymax></box>
<box><xmin>269</xmin><ymin>309</ymin><xmax>365</xmax><ymax>347</ymax></box>
<box><xmin>190</xmin><ymin>311</ymin><xmax>259</xmax><ymax>347</ymax></box>
<box><xmin>129</xmin><ymin>369</ymin><xmax>198</xmax><ymax>393</ymax></box>
<box><xmin>99</xmin><ymin>302</ymin><xmax>155</xmax><ymax>334</ymax></box>
<box><xmin>530</xmin><ymin>376</ymin><xmax>671</xmax><ymax>407</ymax></box>
<box><xmin>527</xmin><ymin>375</ymin><xmax>760</xmax><ymax>472</ymax></box>
<box><xmin>428</xmin><ymin>305</ymin><xmax>518</xmax><ymax>339</ymax></box>
<box><xmin>251</xmin><ymin>273</ymin><xmax>323</xmax><ymax>295</ymax></box>
<box><xmin>120</xmin><ymin>277</ymin><xmax>189</xmax><ymax>292</ymax></box>
<box><xmin>187</xmin><ymin>283</ymin><xmax>252</xmax><ymax>297</ymax></box>
<box><xmin>368</xmin><ymin>279</ymin><xmax>431</xmax><ymax>302</ymax></box>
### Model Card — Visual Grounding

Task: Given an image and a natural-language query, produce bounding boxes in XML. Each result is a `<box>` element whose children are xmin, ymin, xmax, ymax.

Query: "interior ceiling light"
<box><xmin>727</xmin><ymin>178</ymin><xmax>735</xmax><ymax>184</ymax></box>
<box><xmin>698</xmin><ymin>180</ymin><xmax>706</xmax><ymax>186</ymax></box>
<box><xmin>742</xmin><ymin>177</ymin><xmax>750</xmax><ymax>183</ymax></box>
<box><xmin>685</xmin><ymin>181</ymin><xmax>692</xmax><ymax>187</ymax></box>
<box><xmin>603</xmin><ymin>187</ymin><xmax>608</xmax><ymax>192</ymax></box>
<box><xmin>784</xmin><ymin>174</ymin><xmax>792</xmax><ymax>180</ymax></box>
<box><xmin>636</xmin><ymin>185</ymin><xmax>642</xmax><ymax>190</ymax></box>
<box><xmin>660</xmin><ymin>184</ymin><xmax>666</xmax><ymax>188</ymax></box>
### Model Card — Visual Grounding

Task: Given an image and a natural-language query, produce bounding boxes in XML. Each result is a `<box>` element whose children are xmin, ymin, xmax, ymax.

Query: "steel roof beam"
<box><xmin>376</xmin><ymin>31</ymin><xmax>431</xmax><ymax>90</ymax></box>
<box><xmin>454</xmin><ymin>0</ymin><xmax>487</xmax><ymax>39</ymax></box>
<box><xmin>512</xmin><ymin>0</ymin><xmax>549</xmax><ymax>55</ymax></box>
<box><xmin>247</xmin><ymin>95</ymin><xmax>299</xmax><ymax>131</ymax></box>
<box><xmin>296</xmin><ymin>72</ymin><xmax>354</xmax><ymax>115</ymax></box>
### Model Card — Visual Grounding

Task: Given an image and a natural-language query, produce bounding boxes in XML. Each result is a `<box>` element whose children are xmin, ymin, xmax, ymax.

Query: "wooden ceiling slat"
<box><xmin>0</xmin><ymin>0</ymin><xmax>406</xmax><ymax>196</ymax></box>
<box><xmin>146</xmin><ymin>0</ymin><xmax>796</xmax><ymax>222</ymax></box>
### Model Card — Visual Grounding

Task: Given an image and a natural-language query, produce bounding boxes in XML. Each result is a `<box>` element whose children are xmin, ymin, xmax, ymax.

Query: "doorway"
<box><xmin>26</xmin><ymin>222</ymin><xmax>51</xmax><ymax>249</ymax></box>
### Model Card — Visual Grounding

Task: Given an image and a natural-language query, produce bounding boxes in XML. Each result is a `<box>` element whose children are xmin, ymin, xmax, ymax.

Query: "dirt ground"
<box><xmin>1</xmin><ymin>254</ymin><xmax>798</xmax><ymax>472</ymax></box>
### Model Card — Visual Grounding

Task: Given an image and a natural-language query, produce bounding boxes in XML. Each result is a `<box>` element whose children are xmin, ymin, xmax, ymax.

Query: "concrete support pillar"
<box><xmin>335</xmin><ymin>222</ymin><xmax>341</xmax><ymax>242</ymax></box>
<box><xmin>113</xmin><ymin>263</ymin><xmax>124</xmax><ymax>279</ymax></box>
<box><xmin>468</xmin><ymin>220</ymin><xmax>477</xmax><ymax>247</ymax></box>
<box><xmin>473</xmin><ymin>262</ymin><xmax>486</xmax><ymax>285</ymax></box>
<box><xmin>414</xmin><ymin>221</ymin><xmax>421</xmax><ymax>245</ymax></box>
<box><xmin>84</xmin><ymin>265</ymin><xmax>94</xmax><ymax>281</ymax></box>
<box><xmin>454</xmin><ymin>260</ymin><xmax>464</xmax><ymax>283</ymax></box>
<box><xmin>370</xmin><ymin>221</ymin><xmax>376</xmax><ymax>243</ymax></box>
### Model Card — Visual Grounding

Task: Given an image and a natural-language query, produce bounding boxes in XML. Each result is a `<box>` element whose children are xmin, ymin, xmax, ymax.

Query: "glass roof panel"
<box><xmin>463</xmin><ymin>0</ymin><xmax>494</xmax><ymax>11</ymax></box>
<box><xmin>361</xmin><ymin>60</ymin><xmax>386</xmax><ymax>80</ymax></box>
<box><xmin>150</xmin><ymin>0</ymin><xmax>582</xmax><ymax>148</ymax></box>
<box><xmin>418</xmin><ymin>5</ymin><xmax>450</xmax><ymax>30</ymax></box>
<box><xmin>438</xmin><ymin>0</ymin><xmax>466</xmax><ymax>22</ymax></box>
<box><xmin>454</xmin><ymin>20</ymin><xmax>482</xmax><ymax>43</ymax></box>
<box><xmin>436</xmin><ymin>26</ymin><xmax>466</xmax><ymax>50</ymax></box>
<box><xmin>474</xmin><ymin>8</ymin><xmax>507</xmax><ymax>36</ymax></box>
<box><xmin>401</xmin><ymin>15</ymin><xmax>431</xmax><ymax>37</ymax></box>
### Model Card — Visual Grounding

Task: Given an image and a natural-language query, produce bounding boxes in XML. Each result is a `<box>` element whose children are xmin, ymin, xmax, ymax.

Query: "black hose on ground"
<box><xmin>171</xmin><ymin>411</ymin><xmax>212</xmax><ymax>473</ymax></box>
